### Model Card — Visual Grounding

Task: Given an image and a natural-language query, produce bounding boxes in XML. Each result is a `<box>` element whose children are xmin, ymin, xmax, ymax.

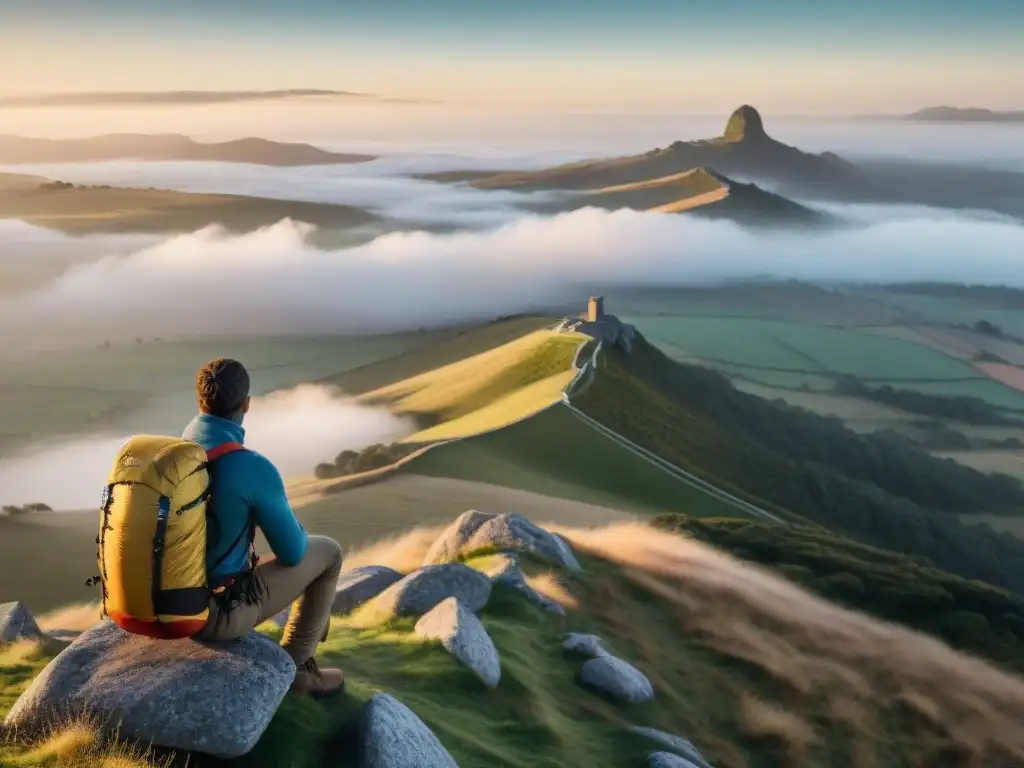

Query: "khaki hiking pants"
<box><xmin>198</xmin><ymin>535</ymin><xmax>344</xmax><ymax>665</ymax></box>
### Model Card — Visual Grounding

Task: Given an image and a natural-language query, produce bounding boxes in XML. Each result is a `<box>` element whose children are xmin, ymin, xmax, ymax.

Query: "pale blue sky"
<box><xmin>0</xmin><ymin>1</ymin><xmax>1020</xmax><ymax>111</ymax></box>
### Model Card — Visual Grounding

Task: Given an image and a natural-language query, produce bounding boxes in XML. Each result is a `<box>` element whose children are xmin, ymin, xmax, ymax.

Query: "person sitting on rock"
<box><xmin>182</xmin><ymin>357</ymin><xmax>346</xmax><ymax>697</ymax></box>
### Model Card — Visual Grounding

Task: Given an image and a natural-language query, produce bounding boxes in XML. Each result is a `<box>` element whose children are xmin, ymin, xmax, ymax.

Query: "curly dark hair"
<box><xmin>196</xmin><ymin>358</ymin><xmax>250</xmax><ymax>419</ymax></box>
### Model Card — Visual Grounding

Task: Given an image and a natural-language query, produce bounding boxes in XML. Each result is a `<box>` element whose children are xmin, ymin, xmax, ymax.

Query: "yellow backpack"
<box><xmin>93</xmin><ymin>435</ymin><xmax>245</xmax><ymax>639</ymax></box>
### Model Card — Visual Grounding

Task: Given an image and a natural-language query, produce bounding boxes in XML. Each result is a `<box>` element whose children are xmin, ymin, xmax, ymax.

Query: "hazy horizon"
<box><xmin>1</xmin><ymin>1</ymin><xmax>1021</xmax><ymax>114</ymax></box>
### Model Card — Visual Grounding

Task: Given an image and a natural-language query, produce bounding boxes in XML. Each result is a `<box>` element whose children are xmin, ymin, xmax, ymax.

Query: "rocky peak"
<box><xmin>722</xmin><ymin>105</ymin><xmax>768</xmax><ymax>144</ymax></box>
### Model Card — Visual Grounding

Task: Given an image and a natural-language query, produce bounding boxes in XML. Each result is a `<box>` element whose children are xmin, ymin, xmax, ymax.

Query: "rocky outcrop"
<box><xmin>370</xmin><ymin>564</ymin><xmax>491</xmax><ymax>621</ymax></box>
<box><xmin>631</xmin><ymin>726</ymin><xmax>713</xmax><ymax>768</ymax></box>
<box><xmin>3</xmin><ymin>620</ymin><xmax>295</xmax><ymax>758</ymax></box>
<box><xmin>574</xmin><ymin>315</ymin><xmax>637</xmax><ymax>354</ymax></box>
<box><xmin>358</xmin><ymin>692</ymin><xmax>458</xmax><ymax>768</ymax></box>
<box><xmin>579</xmin><ymin>656</ymin><xmax>655</xmax><ymax>703</ymax></box>
<box><xmin>723</xmin><ymin>105</ymin><xmax>768</xmax><ymax>144</ymax></box>
<box><xmin>467</xmin><ymin>553</ymin><xmax>566</xmax><ymax>616</ymax></box>
<box><xmin>423</xmin><ymin>511</ymin><xmax>581</xmax><ymax>572</ymax></box>
<box><xmin>562</xmin><ymin>633</ymin><xmax>611</xmax><ymax>659</ymax></box>
<box><xmin>415</xmin><ymin>598</ymin><xmax>501</xmax><ymax>688</ymax></box>
<box><xmin>467</xmin><ymin>552</ymin><xmax>521</xmax><ymax>586</ymax></box>
<box><xmin>0</xmin><ymin>601</ymin><xmax>43</xmax><ymax>645</ymax></box>
<box><xmin>334</xmin><ymin>566</ymin><xmax>405</xmax><ymax>615</ymax></box>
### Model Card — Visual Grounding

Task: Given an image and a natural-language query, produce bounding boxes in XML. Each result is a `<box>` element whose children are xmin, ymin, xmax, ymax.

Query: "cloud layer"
<box><xmin>2</xmin><ymin>205</ymin><xmax>1024</xmax><ymax>344</ymax></box>
<box><xmin>0</xmin><ymin>384</ymin><xmax>412</xmax><ymax>510</ymax></box>
<box><xmin>0</xmin><ymin>90</ymin><xmax>417</xmax><ymax>108</ymax></box>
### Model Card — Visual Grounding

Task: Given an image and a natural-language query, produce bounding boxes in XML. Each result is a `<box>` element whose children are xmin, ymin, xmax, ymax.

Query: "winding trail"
<box><xmin>560</xmin><ymin>341</ymin><xmax>786</xmax><ymax>524</ymax></box>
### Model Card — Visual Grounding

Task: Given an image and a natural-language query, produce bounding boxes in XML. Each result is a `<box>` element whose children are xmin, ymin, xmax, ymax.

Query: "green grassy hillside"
<box><xmin>406</xmin><ymin>405</ymin><xmax>745</xmax><ymax>518</ymax></box>
<box><xmin>572</xmin><ymin>336</ymin><xmax>1024</xmax><ymax>595</ymax></box>
<box><xmin>360</xmin><ymin>330</ymin><xmax>584</xmax><ymax>441</ymax></box>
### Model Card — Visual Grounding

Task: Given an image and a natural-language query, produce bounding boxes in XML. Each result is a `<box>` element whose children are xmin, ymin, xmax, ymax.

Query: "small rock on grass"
<box><xmin>630</xmin><ymin>726</ymin><xmax>713</xmax><ymax>768</ymax></box>
<box><xmin>415</xmin><ymin>597</ymin><xmax>500</xmax><ymax>688</ymax></box>
<box><xmin>359</xmin><ymin>692</ymin><xmax>458</xmax><ymax>768</ymax></box>
<box><xmin>423</xmin><ymin>511</ymin><xmax>580</xmax><ymax>572</ymax></box>
<box><xmin>0</xmin><ymin>602</ymin><xmax>43</xmax><ymax>645</ymax></box>
<box><xmin>579</xmin><ymin>656</ymin><xmax>654</xmax><ymax>703</ymax></box>
<box><xmin>370</xmin><ymin>563</ymin><xmax>491</xmax><ymax>621</ymax></box>
<box><xmin>562</xmin><ymin>633</ymin><xmax>610</xmax><ymax>659</ymax></box>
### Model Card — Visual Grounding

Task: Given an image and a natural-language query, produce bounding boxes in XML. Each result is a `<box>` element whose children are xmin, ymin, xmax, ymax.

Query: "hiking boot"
<box><xmin>289</xmin><ymin>657</ymin><xmax>345</xmax><ymax>698</ymax></box>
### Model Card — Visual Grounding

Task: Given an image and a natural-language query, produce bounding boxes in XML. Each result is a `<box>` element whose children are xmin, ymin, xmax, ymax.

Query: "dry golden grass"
<box><xmin>36</xmin><ymin>603</ymin><xmax>102</xmax><ymax>635</ymax></box>
<box><xmin>738</xmin><ymin>693</ymin><xmax>819</xmax><ymax>763</ymax></box>
<box><xmin>3</xmin><ymin>715</ymin><xmax>173</xmax><ymax>768</ymax></box>
<box><xmin>555</xmin><ymin>521</ymin><xmax>1024</xmax><ymax>764</ymax></box>
<box><xmin>525</xmin><ymin>571</ymin><xmax>579</xmax><ymax>611</ymax></box>
<box><xmin>341</xmin><ymin>523</ymin><xmax>448</xmax><ymax>575</ymax></box>
<box><xmin>26</xmin><ymin>723</ymin><xmax>98</xmax><ymax>763</ymax></box>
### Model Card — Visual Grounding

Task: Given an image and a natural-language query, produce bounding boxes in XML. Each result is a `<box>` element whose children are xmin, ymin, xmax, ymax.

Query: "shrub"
<box><xmin>314</xmin><ymin>463</ymin><xmax>339</xmax><ymax>480</ymax></box>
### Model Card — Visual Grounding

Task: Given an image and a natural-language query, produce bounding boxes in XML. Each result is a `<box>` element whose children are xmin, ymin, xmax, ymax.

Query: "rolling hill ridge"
<box><xmin>0</xmin><ymin>133</ymin><xmax>374</xmax><ymax>166</ymax></box>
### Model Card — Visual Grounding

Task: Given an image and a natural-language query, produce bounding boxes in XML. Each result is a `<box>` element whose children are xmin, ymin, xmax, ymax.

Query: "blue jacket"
<box><xmin>182</xmin><ymin>413</ymin><xmax>308</xmax><ymax>583</ymax></box>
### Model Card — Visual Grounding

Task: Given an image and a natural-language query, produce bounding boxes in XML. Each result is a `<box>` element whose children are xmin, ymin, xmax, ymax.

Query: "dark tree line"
<box><xmin>314</xmin><ymin>443</ymin><xmax>418</xmax><ymax>480</ymax></box>
<box><xmin>833</xmin><ymin>375</ymin><xmax>1022</xmax><ymax>427</ymax></box>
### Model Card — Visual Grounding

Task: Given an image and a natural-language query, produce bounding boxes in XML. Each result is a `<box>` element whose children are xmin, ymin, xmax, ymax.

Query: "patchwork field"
<box><xmin>607</xmin><ymin>283</ymin><xmax>902</xmax><ymax>326</ymax></box>
<box><xmin>614</xmin><ymin>284</ymin><xmax>1024</xmax><ymax>416</ymax></box>
<box><xmin>937</xmin><ymin>450</ymin><xmax>1024</xmax><ymax>482</ymax></box>
<box><xmin>977</xmin><ymin>362</ymin><xmax>1024</xmax><ymax>392</ymax></box>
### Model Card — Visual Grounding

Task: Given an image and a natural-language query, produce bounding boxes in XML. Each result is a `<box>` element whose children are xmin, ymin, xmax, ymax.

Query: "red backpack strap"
<box><xmin>206</xmin><ymin>441</ymin><xmax>246</xmax><ymax>461</ymax></box>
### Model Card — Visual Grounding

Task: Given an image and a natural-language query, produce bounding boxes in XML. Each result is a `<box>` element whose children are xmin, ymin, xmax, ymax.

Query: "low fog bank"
<box><xmin>3</xmin><ymin>104</ymin><xmax>1022</xmax><ymax>170</ymax></box>
<box><xmin>0</xmin><ymin>220</ymin><xmax>160</xmax><ymax>298</ymax></box>
<box><xmin>0</xmin><ymin>384</ymin><xmax>413</xmax><ymax>510</ymax></box>
<box><xmin>0</xmin><ymin>157</ymin><xmax>562</xmax><ymax>230</ymax></box>
<box><xmin>2</xmin><ymin>206</ymin><xmax>1024</xmax><ymax>344</ymax></box>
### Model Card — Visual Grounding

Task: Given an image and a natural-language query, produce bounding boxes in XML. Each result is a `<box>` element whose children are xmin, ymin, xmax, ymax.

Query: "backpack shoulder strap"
<box><xmin>206</xmin><ymin>441</ymin><xmax>246</xmax><ymax>462</ymax></box>
<box><xmin>204</xmin><ymin>440</ymin><xmax>256</xmax><ymax>579</ymax></box>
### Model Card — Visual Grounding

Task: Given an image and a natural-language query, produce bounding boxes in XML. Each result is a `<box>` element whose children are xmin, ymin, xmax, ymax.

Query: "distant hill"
<box><xmin>423</xmin><ymin>105</ymin><xmax>1024</xmax><ymax>220</ymax></box>
<box><xmin>906</xmin><ymin>106</ymin><xmax>1024</xmax><ymax>123</ymax></box>
<box><xmin>0</xmin><ymin>172</ymin><xmax>380</xmax><ymax>235</ymax></box>
<box><xmin>446</xmin><ymin>106</ymin><xmax>873</xmax><ymax>202</ymax></box>
<box><xmin>535</xmin><ymin>166</ymin><xmax>831</xmax><ymax>227</ymax></box>
<box><xmin>0</xmin><ymin>133</ymin><xmax>374</xmax><ymax>166</ymax></box>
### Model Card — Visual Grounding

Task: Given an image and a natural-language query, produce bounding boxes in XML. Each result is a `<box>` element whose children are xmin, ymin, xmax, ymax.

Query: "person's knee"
<box><xmin>306</xmin><ymin>535</ymin><xmax>343</xmax><ymax>569</ymax></box>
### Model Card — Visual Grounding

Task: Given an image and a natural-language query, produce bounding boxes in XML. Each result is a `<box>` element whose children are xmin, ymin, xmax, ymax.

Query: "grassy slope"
<box><xmin>317</xmin><ymin>316</ymin><xmax>559</xmax><ymax>396</ymax></box>
<box><xmin>0</xmin><ymin>176</ymin><xmax>378</xmax><ymax>235</ymax></box>
<box><xmin>583</xmin><ymin>168</ymin><xmax>726</xmax><ymax>209</ymax></box>
<box><xmin>8</xmin><ymin>524</ymin><xmax>1024</xmax><ymax>768</ymax></box>
<box><xmin>655</xmin><ymin>514</ymin><xmax>1024</xmax><ymax>673</ymax></box>
<box><xmin>407</xmin><ymin>405</ymin><xmax>745</xmax><ymax>518</ymax></box>
<box><xmin>574</xmin><ymin>338</ymin><xmax>1024</xmax><ymax>593</ymax></box>
<box><xmin>361</xmin><ymin>330</ymin><xmax>584</xmax><ymax>441</ymax></box>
